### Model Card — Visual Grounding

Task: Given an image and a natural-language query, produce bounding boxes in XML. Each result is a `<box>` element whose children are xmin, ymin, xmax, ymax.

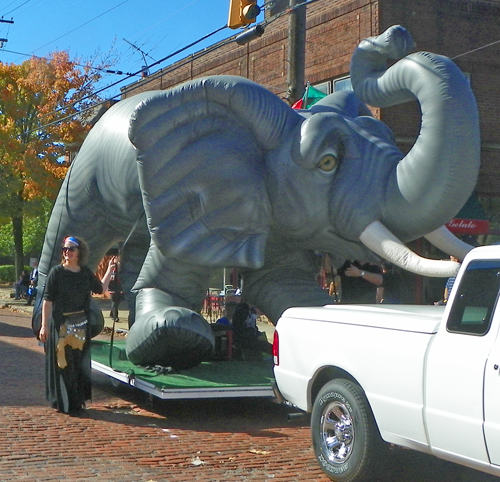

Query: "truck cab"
<box><xmin>425</xmin><ymin>248</ymin><xmax>500</xmax><ymax>469</ymax></box>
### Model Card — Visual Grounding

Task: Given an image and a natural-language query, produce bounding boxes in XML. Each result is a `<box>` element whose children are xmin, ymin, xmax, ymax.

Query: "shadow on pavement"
<box><xmin>0</xmin><ymin>319</ymin><xmax>35</xmax><ymax>338</ymax></box>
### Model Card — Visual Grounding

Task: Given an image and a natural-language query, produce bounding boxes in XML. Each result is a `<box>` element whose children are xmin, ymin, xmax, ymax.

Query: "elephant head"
<box><xmin>129</xmin><ymin>25</ymin><xmax>479</xmax><ymax>280</ymax></box>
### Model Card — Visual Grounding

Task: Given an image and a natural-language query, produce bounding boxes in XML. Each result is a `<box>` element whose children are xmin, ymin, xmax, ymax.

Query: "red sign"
<box><xmin>446</xmin><ymin>218</ymin><xmax>490</xmax><ymax>235</ymax></box>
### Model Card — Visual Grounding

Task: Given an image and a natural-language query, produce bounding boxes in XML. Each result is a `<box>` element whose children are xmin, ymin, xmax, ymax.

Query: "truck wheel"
<box><xmin>311</xmin><ymin>379</ymin><xmax>386</xmax><ymax>482</ymax></box>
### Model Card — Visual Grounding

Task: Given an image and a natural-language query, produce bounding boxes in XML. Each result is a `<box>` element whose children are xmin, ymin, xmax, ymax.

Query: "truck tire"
<box><xmin>311</xmin><ymin>378</ymin><xmax>386</xmax><ymax>482</ymax></box>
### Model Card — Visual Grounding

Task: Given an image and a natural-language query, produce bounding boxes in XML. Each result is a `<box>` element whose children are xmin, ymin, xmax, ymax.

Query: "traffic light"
<box><xmin>228</xmin><ymin>0</ymin><xmax>261</xmax><ymax>29</ymax></box>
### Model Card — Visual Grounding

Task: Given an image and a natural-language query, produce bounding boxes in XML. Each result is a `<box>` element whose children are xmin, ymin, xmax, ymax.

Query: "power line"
<box><xmin>28</xmin><ymin>0</ymin><xmax>500</xmax><ymax>134</ymax></box>
<box><xmin>36</xmin><ymin>0</ymin><xmax>309</xmax><ymax>120</ymax></box>
<box><xmin>131</xmin><ymin>0</ymin><xmax>203</xmax><ymax>43</ymax></box>
<box><xmin>31</xmin><ymin>34</ymin><xmax>237</xmax><ymax>136</ymax></box>
<box><xmin>29</xmin><ymin>24</ymin><xmax>231</xmax><ymax>133</ymax></box>
<box><xmin>29</xmin><ymin>0</ymin><xmax>130</xmax><ymax>54</ymax></box>
<box><xmin>0</xmin><ymin>48</ymin><xmax>139</xmax><ymax>76</ymax></box>
<box><xmin>2</xmin><ymin>0</ymin><xmax>32</xmax><ymax>17</ymax></box>
<box><xmin>451</xmin><ymin>39</ymin><xmax>500</xmax><ymax>60</ymax></box>
<box><xmin>0</xmin><ymin>14</ymin><xmax>14</xmax><ymax>47</ymax></box>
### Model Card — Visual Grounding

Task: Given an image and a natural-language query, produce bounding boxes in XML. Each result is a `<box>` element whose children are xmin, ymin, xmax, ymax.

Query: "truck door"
<box><xmin>425</xmin><ymin>259</ymin><xmax>500</xmax><ymax>465</ymax></box>
<box><xmin>483</xmin><ymin>305</ymin><xmax>500</xmax><ymax>466</ymax></box>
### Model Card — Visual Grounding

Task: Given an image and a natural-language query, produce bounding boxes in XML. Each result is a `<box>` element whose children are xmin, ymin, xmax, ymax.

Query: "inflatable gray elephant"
<box><xmin>34</xmin><ymin>25</ymin><xmax>480</xmax><ymax>368</ymax></box>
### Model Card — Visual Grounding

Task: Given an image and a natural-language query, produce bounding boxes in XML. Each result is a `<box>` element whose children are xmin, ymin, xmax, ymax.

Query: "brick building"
<box><xmin>120</xmin><ymin>0</ymin><xmax>500</xmax><ymax>301</ymax></box>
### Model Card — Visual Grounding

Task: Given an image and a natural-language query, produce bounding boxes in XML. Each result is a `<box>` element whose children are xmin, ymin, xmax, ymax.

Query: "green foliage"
<box><xmin>0</xmin><ymin>223</ymin><xmax>13</xmax><ymax>257</ymax></box>
<box><xmin>24</xmin><ymin>197</ymin><xmax>52</xmax><ymax>256</ymax></box>
<box><xmin>23</xmin><ymin>216</ymin><xmax>48</xmax><ymax>257</ymax></box>
<box><xmin>0</xmin><ymin>265</ymin><xmax>29</xmax><ymax>283</ymax></box>
<box><xmin>0</xmin><ymin>52</ymin><xmax>106</xmax><ymax>276</ymax></box>
<box><xmin>0</xmin><ymin>199</ymin><xmax>51</xmax><ymax>258</ymax></box>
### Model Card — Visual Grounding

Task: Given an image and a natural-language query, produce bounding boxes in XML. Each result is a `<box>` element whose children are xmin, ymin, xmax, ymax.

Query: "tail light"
<box><xmin>272</xmin><ymin>330</ymin><xmax>279</xmax><ymax>365</ymax></box>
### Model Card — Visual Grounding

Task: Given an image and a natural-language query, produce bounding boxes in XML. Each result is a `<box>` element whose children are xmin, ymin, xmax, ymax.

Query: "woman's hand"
<box><xmin>108</xmin><ymin>256</ymin><xmax>118</xmax><ymax>270</ymax></box>
<box><xmin>345</xmin><ymin>264</ymin><xmax>362</xmax><ymax>277</ymax></box>
<box><xmin>101</xmin><ymin>256</ymin><xmax>118</xmax><ymax>291</ymax></box>
<box><xmin>39</xmin><ymin>322</ymin><xmax>48</xmax><ymax>343</ymax></box>
<box><xmin>40</xmin><ymin>299</ymin><xmax>53</xmax><ymax>343</ymax></box>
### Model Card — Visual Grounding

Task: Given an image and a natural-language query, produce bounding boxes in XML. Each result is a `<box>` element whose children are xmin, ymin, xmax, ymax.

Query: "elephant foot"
<box><xmin>125</xmin><ymin>288</ymin><xmax>215</xmax><ymax>369</ymax></box>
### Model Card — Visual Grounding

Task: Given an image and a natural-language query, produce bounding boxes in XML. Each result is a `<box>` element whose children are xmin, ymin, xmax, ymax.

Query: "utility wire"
<box><xmin>28</xmin><ymin>0</ymin><xmax>500</xmax><ymax>133</ymax></box>
<box><xmin>451</xmin><ymin>39</ymin><xmax>500</xmax><ymax>60</ymax></box>
<box><xmin>0</xmin><ymin>48</ymin><xmax>139</xmax><ymax>76</ymax></box>
<box><xmin>29</xmin><ymin>0</ymin><xmax>131</xmax><ymax>54</ymax></box>
<box><xmin>28</xmin><ymin>24</ymin><xmax>231</xmax><ymax>133</ymax></box>
<box><xmin>48</xmin><ymin>24</ymin><xmax>227</xmax><ymax>121</ymax></box>
<box><xmin>2</xmin><ymin>0</ymin><xmax>32</xmax><ymax>16</ymax></box>
<box><xmin>35</xmin><ymin>0</ymin><xmax>311</xmax><ymax>123</ymax></box>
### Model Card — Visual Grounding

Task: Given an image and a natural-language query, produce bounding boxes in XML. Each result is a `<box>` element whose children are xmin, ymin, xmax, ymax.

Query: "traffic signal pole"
<box><xmin>0</xmin><ymin>17</ymin><xmax>14</xmax><ymax>47</ymax></box>
<box><xmin>227</xmin><ymin>0</ymin><xmax>305</xmax><ymax>105</ymax></box>
<box><xmin>286</xmin><ymin>0</ymin><xmax>306</xmax><ymax>106</ymax></box>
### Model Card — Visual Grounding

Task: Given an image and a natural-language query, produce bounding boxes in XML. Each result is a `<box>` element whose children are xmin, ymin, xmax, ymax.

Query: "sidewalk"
<box><xmin>0</xmin><ymin>284</ymin><xmax>275</xmax><ymax>341</ymax></box>
<box><xmin>0</xmin><ymin>284</ymin><xmax>129</xmax><ymax>332</ymax></box>
<box><xmin>0</xmin><ymin>284</ymin><xmax>35</xmax><ymax>315</ymax></box>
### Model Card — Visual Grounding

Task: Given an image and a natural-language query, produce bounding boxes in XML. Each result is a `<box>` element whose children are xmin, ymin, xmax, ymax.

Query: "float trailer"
<box><xmin>91</xmin><ymin>338</ymin><xmax>275</xmax><ymax>400</ymax></box>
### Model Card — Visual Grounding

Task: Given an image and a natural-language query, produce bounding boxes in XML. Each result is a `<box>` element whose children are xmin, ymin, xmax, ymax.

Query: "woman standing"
<box><xmin>38</xmin><ymin>236</ymin><xmax>115</xmax><ymax>415</ymax></box>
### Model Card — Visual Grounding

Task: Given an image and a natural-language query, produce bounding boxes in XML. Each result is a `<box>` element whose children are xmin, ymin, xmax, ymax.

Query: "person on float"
<box><xmin>38</xmin><ymin>236</ymin><xmax>115</xmax><ymax>415</ymax></box>
<box><xmin>336</xmin><ymin>260</ymin><xmax>383</xmax><ymax>304</ymax></box>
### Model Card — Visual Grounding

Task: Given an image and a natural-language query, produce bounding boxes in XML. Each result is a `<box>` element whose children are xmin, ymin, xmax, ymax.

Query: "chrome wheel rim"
<box><xmin>320</xmin><ymin>400</ymin><xmax>354</xmax><ymax>464</ymax></box>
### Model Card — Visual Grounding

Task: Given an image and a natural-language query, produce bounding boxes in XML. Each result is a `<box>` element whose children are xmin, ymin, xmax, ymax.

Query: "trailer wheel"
<box><xmin>108</xmin><ymin>376</ymin><xmax>129</xmax><ymax>394</ymax></box>
<box><xmin>311</xmin><ymin>379</ymin><xmax>386</xmax><ymax>482</ymax></box>
<box><xmin>110</xmin><ymin>377</ymin><xmax>123</xmax><ymax>390</ymax></box>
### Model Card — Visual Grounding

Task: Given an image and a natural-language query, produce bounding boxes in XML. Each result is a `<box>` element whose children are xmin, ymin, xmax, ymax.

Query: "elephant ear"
<box><xmin>128</xmin><ymin>76</ymin><xmax>300</xmax><ymax>269</ymax></box>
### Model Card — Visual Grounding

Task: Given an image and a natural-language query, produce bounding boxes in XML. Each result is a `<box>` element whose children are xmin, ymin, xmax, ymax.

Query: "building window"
<box><xmin>312</xmin><ymin>81</ymin><xmax>331</xmax><ymax>95</ymax></box>
<box><xmin>333</xmin><ymin>76</ymin><xmax>352</xmax><ymax>92</ymax></box>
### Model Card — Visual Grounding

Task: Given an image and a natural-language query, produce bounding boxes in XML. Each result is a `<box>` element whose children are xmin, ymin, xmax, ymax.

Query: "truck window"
<box><xmin>447</xmin><ymin>260</ymin><xmax>500</xmax><ymax>336</ymax></box>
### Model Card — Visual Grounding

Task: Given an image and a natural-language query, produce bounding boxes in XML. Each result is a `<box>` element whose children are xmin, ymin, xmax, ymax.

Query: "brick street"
<box><xmin>1</xmin><ymin>306</ymin><xmax>499</xmax><ymax>482</ymax></box>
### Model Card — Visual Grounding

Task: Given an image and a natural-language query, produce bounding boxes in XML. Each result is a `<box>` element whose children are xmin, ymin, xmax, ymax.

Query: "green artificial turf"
<box><xmin>91</xmin><ymin>340</ymin><xmax>274</xmax><ymax>390</ymax></box>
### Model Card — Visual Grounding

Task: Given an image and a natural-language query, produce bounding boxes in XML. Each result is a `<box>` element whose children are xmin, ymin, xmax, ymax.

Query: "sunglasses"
<box><xmin>62</xmin><ymin>246</ymin><xmax>78</xmax><ymax>252</ymax></box>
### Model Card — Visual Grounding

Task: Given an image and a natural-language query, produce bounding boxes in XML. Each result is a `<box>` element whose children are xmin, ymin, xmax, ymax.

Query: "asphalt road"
<box><xmin>1</xmin><ymin>306</ymin><xmax>499</xmax><ymax>482</ymax></box>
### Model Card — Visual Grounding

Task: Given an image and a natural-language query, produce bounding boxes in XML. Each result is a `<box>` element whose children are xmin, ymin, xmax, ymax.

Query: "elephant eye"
<box><xmin>318</xmin><ymin>154</ymin><xmax>338</xmax><ymax>172</ymax></box>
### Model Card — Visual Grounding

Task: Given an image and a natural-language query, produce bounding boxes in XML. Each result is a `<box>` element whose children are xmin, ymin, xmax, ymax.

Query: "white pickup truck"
<box><xmin>272</xmin><ymin>246</ymin><xmax>500</xmax><ymax>481</ymax></box>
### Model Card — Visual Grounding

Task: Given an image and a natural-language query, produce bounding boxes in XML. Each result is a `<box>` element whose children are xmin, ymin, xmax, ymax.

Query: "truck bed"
<box><xmin>91</xmin><ymin>339</ymin><xmax>275</xmax><ymax>399</ymax></box>
<box><xmin>281</xmin><ymin>304</ymin><xmax>445</xmax><ymax>333</ymax></box>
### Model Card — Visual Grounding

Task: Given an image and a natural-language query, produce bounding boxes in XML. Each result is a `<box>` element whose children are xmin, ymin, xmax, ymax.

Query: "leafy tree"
<box><xmin>0</xmin><ymin>199</ymin><xmax>52</xmax><ymax>261</ymax></box>
<box><xmin>0</xmin><ymin>222</ymin><xmax>13</xmax><ymax>258</ymax></box>
<box><xmin>0</xmin><ymin>52</ymin><xmax>104</xmax><ymax>277</ymax></box>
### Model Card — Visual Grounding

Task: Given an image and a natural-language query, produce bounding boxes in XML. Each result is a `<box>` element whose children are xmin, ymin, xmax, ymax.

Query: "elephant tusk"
<box><xmin>360</xmin><ymin>221</ymin><xmax>460</xmax><ymax>277</ymax></box>
<box><xmin>424</xmin><ymin>226</ymin><xmax>474</xmax><ymax>262</ymax></box>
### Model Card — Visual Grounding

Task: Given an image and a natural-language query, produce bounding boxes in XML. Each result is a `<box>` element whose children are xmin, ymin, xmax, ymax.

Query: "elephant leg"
<box><xmin>241</xmin><ymin>248</ymin><xmax>333</xmax><ymax>324</ymax></box>
<box><xmin>125</xmin><ymin>244</ymin><xmax>215</xmax><ymax>369</ymax></box>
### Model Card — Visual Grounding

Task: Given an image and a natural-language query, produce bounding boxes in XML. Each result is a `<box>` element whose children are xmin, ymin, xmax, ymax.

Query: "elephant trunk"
<box><xmin>351</xmin><ymin>26</ymin><xmax>480</xmax><ymax>241</ymax></box>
